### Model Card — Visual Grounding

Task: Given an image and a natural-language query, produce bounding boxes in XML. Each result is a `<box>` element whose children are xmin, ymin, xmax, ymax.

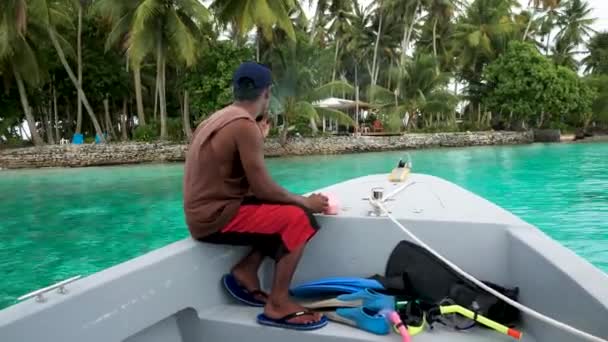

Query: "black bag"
<box><xmin>374</xmin><ymin>240</ymin><xmax>520</xmax><ymax>326</ymax></box>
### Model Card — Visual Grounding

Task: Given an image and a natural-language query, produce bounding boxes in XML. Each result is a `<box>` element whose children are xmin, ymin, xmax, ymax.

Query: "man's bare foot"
<box><xmin>231</xmin><ymin>264</ymin><xmax>267</xmax><ymax>302</ymax></box>
<box><xmin>264</xmin><ymin>298</ymin><xmax>323</xmax><ymax>324</ymax></box>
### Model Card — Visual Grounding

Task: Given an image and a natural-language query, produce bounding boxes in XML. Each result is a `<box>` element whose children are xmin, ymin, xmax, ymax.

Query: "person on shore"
<box><xmin>183</xmin><ymin>61</ymin><xmax>329</xmax><ymax>330</ymax></box>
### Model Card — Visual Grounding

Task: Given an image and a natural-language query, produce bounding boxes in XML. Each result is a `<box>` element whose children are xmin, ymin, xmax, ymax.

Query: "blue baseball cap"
<box><xmin>232</xmin><ymin>62</ymin><xmax>272</xmax><ymax>89</ymax></box>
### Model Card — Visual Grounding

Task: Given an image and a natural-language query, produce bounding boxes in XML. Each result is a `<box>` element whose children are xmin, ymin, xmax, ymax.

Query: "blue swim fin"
<box><xmin>337</xmin><ymin>289</ymin><xmax>395</xmax><ymax>311</ymax></box>
<box><xmin>296</xmin><ymin>277</ymin><xmax>384</xmax><ymax>289</ymax></box>
<box><xmin>325</xmin><ymin>307</ymin><xmax>390</xmax><ymax>335</ymax></box>
<box><xmin>290</xmin><ymin>277</ymin><xmax>384</xmax><ymax>298</ymax></box>
<box><xmin>290</xmin><ymin>284</ymin><xmax>363</xmax><ymax>297</ymax></box>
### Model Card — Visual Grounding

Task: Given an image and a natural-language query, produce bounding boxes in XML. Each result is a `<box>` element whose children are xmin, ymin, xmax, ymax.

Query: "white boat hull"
<box><xmin>1</xmin><ymin>174</ymin><xmax>607</xmax><ymax>342</ymax></box>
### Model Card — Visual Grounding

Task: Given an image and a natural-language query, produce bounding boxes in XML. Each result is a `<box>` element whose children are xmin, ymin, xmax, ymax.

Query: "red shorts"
<box><xmin>200</xmin><ymin>197</ymin><xmax>320</xmax><ymax>260</ymax></box>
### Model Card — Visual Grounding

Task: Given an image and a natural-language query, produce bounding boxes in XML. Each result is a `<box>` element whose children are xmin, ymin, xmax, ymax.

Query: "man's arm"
<box><xmin>234</xmin><ymin>120</ymin><xmax>308</xmax><ymax>207</ymax></box>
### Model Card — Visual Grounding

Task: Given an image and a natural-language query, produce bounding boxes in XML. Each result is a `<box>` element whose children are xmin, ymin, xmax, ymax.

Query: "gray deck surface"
<box><xmin>197</xmin><ymin>304</ymin><xmax>537</xmax><ymax>342</ymax></box>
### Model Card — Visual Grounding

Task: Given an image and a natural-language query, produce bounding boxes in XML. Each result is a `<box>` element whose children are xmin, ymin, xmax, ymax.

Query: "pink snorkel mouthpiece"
<box><xmin>382</xmin><ymin>310</ymin><xmax>411</xmax><ymax>342</ymax></box>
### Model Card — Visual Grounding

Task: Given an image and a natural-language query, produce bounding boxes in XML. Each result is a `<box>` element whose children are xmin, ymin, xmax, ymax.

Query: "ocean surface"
<box><xmin>0</xmin><ymin>142</ymin><xmax>607</xmax><ymax>309</ymax></box>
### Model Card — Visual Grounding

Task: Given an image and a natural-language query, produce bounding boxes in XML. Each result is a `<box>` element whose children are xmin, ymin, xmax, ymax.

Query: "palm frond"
<box><xmin>267</xmin><ymin>0</ymin><xmax>296</xmax><ymax>41</ymax></box>
<box><xmin>29</xmin><ymin>0</ymin><xmax>51</xmax><ymax>26</ymax></box>
<box><xmin>0</xmin><ymin>19</ymin><xmax>13</xmax><ymax>59</ymax></box>
<box><xmin>91</xmin><ymin>0</ymin><xmax>129</xmax><ymax>23</ymax></box>
<box><xmin>314</xmin><ymin>106</ymin><xmax>355</xmax><ymax>126</ymax></box>
<box><xmin>13</xmin><ymin>37</ymin><xmax>40</xmax><ymax>86</ymax></box>
<box><xmin>166</xmin><ymin>9</ymin><xmax>198</xmax><ymax>67</ymax></box>
<box><xmin>50</xmin><ymin>28</ymin><xmax>76</xmax><ymax>60</ymax></box>
<box><xmin>175</xmin><ymin>0</ymin><xmax>211</xmax><ymax>23</ymax></box>
<box><xmin>132</xmin><ymin>0</ymin><xmax>162</xmax><ymax>33</ymax></box>
<box><xmin>104</xmin><ymin>13</ymin><xmax>131</xmax><ymax>52</ymax></box>
<box><xmin>294</xmin><ymin>101</ymin><xmax>320</xmax><ymax>122</ymax></box>
<box><xmin>368</xmin><ymin>85</ymin><xmax>396</xmax><ymax>106</ymax></box>
<box><xmin>127</xmin><ymin>22</ymin><xmax>156</xmax><ymax>66</ymax></box>
<box><xmin>49</xmin><ymin>4</ymin><xmax>75</xmax><ymax>29</ymax></box>
<box><xmin>309</xmin><ymin>80</ymin><xmax>354</xmax><ymax>100</ymax></box>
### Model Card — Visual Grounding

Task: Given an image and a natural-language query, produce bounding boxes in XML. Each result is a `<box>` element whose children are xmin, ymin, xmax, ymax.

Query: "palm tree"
<box><xmin>523</xmin><ymin>0</ymin><xmax>561</xmax><ymax>41</ymax></box>
<box><xmin>97</xmin><ymin>0</ymin><xmax>210</xmax><ymax>140</ymax></box>
<box><xmin>556</xmin><ymin>0</ymin><xmax>595</xmax><ymax>48</ymax></box>
<box><xmin>74</xmin><ymin>0</ymin><xmax>90</xmax><ymax>135</ymax></box>
<box><xmin>0</xmin><ymin>0</ymin><xmax>45</xmax><ymax>145</ymax></box>
<box><xmin>94</xmin><ymin>0</ymin><xmax>147</xmax><ymax>127</ymax></box>
<box><xmin>552</xmin><ymin>38</ymin><xmax>580</xmax><ymax>70</ymax></box>
<box><xmin>326</xmin><ymin>0</ymin><xmax>355</xmax><ymax>83</ymax></box>
<box><xmin>452</xmin><ymin>0</ymin><xmax>518</xmax><ymax>120</ymax></box>
<box><xmin>415</xmin><ymin>0</ymin><xmax>462</xmax><ymax>76</ymax></box>
<box><xmin>424</xmin><ymin>0</ymin><xmax>462</xmax><ymax>63</ymax></box>
<box><xmin>268</xmin><ymin>36</ymin><xmax>355</xmax><ymax>143</ymax></box>
<box><xmin>370</xmin><ymin>53</ymin><xmax>457</xmax><ymax>130</ymax></box>
<box><xmin>583</xmin><ymin>31</ymin><xmax>608</xmax><ymax>75</ymax></box>
<box><xmin>38</xmin><ymin>0</ymin><xmax>106</xmax><ymax>142</ymax></box>
<box><xmin>211</xmin><ymin>0</ymin><xmax>298</xmax><ymax>60</ymax></box>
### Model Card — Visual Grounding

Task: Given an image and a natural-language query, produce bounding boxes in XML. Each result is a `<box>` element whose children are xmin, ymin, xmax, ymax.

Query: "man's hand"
<box><xmin>304</xmin><ymin>193</ymin><xmax>329</xmax><ymax>213</ymax></box>
<box><xmin>257</xmin><ymin>117</ymin><xmax>271</xmax><ymax>138</ymax></box>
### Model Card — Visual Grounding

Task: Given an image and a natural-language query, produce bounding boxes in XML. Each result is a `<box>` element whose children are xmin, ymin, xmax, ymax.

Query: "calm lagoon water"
<box><xmin>0</xmin><ymin>142</ymin><xmax>607</xmax><ymax>309</ymax></box>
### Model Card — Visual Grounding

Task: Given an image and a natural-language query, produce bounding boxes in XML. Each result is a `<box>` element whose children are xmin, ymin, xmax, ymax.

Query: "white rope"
<box><xmin>369</xmin><ymin>198</ymin><xmax>608</xmax><ymax>342</ymax></box>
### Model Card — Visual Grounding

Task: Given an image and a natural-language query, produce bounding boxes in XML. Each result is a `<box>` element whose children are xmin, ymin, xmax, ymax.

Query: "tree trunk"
<box><xmin>309</xmin><ymin>1</ymin><xmax>322</xmax><ymax>43</ymax></box>
<box><xmin>53</xmin><ymin>83</ymin><xmax>59</xmax><ymax>142</ymax></box>
<box><xmin>104</xmin><ymin>96</ymin><xmax>116</xmax><ymax>138</ymax></box>
<box><xmin>45</xmin><ymin>105</ymin><xmax>55</xmax><ymax>144</ymax></box>
<box><xmin>153</xmin><ymin>71</ymin><xmax>160</xmax><ymax>122</ymax></box>
<box><xmin>523</xmin><ymin>8</ymin><xmax>536</xmax><ymax>41</ymax></box>
<box><xmin>157</xmin><ymin>29</ymin><xmax>168</xmax><ymax>140</ymax></box>
<box><xmin>401</xmin><ymin>0</ymin><xmax>420</xmax><ymax>65</ymax></box>
<box><xmin>331</xmin><ymin>39</ymin><xmax>340</xmax><ymax>85</ymax></box>
<box><xmin>432</xmin><ymin>16</ymin><xmax>439</xmax><ymax>74</ymax></box>
<box><xmin>256</xmin><ymin>28</ymin><xmax>261</xmax><ymax>62</ymax></box>
<box><xmin>121</xmin><ymin>98</ymin><xmax>128</xmax><ymax>141</ymax></box>
<box><xmin>13</xmin><ymin>67</ymin><xmax>44</xmax><ymax>146</ymax></box>
<box><xmin>371</xmin><ymin>3</ymin><xmax>383</xmax><ymax>89</ymax></box>
<box><xmin>76</xmin><ymin>4</ymin><xmax>83</xmax><ymax>134</ymax></box>
<box><xmin>355</xmin><ymin>63</ymin><xmax>360</xmax><ymax>134</ymax></box>
<box><xmin>309</xmin><ymin>117</ymin><xmax>318</xmax><ymax>135</ymax></box>
<box><xmin>183</xmin><ymin>90</ymin><xmax>193</xmax><ymax>141</ymax></box>
<box><xmin>133</xmin><ymin>65</ymin><xmax>146</xmax><ymax>126</ymax></box>
<box><xmin>48</xmin><ymin>27</ymin><xmax>105</xmax><ymax>142</ymax></box>
<box><xmin>545</xmin><ymin>31</ymin><xmax>551</xmax><ymax>56</ymax></box>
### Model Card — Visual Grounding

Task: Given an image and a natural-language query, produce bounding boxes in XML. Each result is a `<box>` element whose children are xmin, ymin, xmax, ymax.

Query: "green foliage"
<box><xmin>484</xmin><ymin>41</ymin><xmax>596</xmax><ymax>128</ymax></box>
<box><xmin>583</xmin><ymin>31</ymin><xmax>608</xmax><ymax>76</ymax></box>
<box><xmin>133</xmin><ymin>121</ymin><xmax>159</xmax><ymax>142</ymax></box>
<box><xmin>484</xmin><ymin>41</ymin><xmax>555</xmax><ymax>121</ymax></box>
<box><xmin>1</xmin><ymin>0</ymin><xmax>606</xmax><ymax>146</ymax></box>
<box><xmin>182</xmin><ymin>41</ymin><xmax>254</xmax><ymax>121</ymax></box>
<box><xmin>585</xmin><ymin>75</ymin><xmax>608</xmax><ymax>124</ymax></box>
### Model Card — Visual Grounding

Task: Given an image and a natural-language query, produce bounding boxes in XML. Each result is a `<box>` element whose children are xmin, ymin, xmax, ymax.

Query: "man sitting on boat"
<box><xmin>183</xmin><ymin>61</ymin><xmax>329</xmax><ymax>330</ymax></box>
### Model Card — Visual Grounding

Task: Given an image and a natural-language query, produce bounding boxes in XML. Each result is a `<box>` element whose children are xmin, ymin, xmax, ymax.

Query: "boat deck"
<box><xmin>188</xmin><ymin>304</ymin><xmax>538</xmax><ymax>342</ymax></box>
<box><xmin>2</xmin><ymin>174</ymin><xmax>606</xmax><ymax>342</ymax></box>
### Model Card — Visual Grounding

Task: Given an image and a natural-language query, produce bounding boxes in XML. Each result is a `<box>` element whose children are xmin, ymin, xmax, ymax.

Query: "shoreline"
<box><xmin>1</xmin><ymin>130</ymin><xmax>602</xmax><ymax>170</ymax></box>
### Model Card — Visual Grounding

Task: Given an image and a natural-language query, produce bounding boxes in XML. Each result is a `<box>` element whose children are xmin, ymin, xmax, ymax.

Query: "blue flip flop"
<box><xmin>222</xmin><ymin>273</ymin><xmax>267</xmax><ymax>307</ymax></box>
<box><xmin>257</xmin><ymin>311</ymin><xmax>328</xmax><ymax>331</ymax></box>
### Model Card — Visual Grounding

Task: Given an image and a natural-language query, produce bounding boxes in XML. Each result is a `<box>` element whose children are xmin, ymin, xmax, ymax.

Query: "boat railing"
<box><xmin>17</xmin><ymin>275</ymin><xmax>82</xmax><ymax>303</ymax></box>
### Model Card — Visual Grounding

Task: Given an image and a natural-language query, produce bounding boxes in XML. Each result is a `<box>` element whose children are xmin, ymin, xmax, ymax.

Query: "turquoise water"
<box><xmin>0</xmin><ymin>142</ymin><xmax>607</xmax><ymax>309</ymax></box>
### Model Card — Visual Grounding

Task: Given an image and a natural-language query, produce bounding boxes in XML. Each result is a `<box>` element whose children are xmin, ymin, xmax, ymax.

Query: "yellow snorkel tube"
<box><xmin>439</xmin><ymin>305</ymin><xmax>522</xmax><ymax>339</ymax></box>
<box><xmin>394</xmin><ymin>301</ymin><xmax>522</xmax><ymax>340</ymax></box>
